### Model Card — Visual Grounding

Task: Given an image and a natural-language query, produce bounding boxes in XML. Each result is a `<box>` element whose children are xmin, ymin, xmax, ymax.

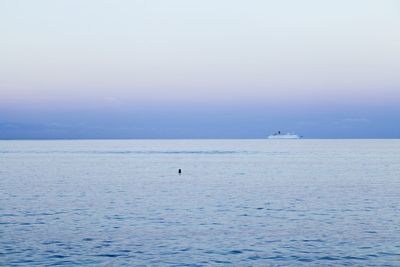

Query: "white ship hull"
<box><xmin>267</xmin><ymin>133</ymin><xmax>300</xmax><ymax>139</ymax></box>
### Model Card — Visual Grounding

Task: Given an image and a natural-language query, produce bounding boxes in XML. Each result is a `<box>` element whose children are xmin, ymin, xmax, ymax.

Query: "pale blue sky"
<box><xmin>0</xmin><ymin>0</ymin><xmax>399</xmax><ymax>138</ymax></box>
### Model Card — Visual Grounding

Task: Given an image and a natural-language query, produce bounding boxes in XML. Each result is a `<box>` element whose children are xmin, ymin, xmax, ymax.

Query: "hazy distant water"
<box><xmin>1</xmin><ymin>140</ymin><xmax>400</xmax><ymax>266</ymax></box>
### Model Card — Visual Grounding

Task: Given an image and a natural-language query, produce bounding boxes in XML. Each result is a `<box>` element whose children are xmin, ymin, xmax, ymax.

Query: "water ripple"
<box><xmin>1</xmin><ymin>139</ymin><xmax>400</xmax><ymax>266</ymax></box>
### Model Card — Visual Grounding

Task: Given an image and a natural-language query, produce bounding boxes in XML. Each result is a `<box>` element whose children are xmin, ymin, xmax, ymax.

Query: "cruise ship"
<box><xmin>267</xmin><ymin>131</ymin><xmax>300</xmax><ymax>139</ymax></box>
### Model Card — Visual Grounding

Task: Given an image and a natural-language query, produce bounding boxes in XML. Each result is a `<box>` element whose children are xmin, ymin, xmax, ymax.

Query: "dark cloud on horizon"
<box><xmin>1</xmin><ymin>104</ymin><xmax>399</xmax><ymax>139</ymax></box>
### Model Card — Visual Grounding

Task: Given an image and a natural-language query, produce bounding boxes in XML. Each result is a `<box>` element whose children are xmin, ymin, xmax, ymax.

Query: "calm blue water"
<box><xmin>1</xmin><ymin>140</ymin><xmax>400</xmax><ymax>266</ymax></box>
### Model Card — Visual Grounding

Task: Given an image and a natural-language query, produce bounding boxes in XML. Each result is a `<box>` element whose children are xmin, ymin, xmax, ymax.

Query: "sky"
<box><xmin>0</xmin><ymin>0</ymin><xmax>399</xmax><ymax>139</ymax></box>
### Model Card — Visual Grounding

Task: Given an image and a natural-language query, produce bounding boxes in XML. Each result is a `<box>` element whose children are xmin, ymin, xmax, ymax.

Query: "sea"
<box><xmin>1</xmin><ymin>139</ymin><xmax>399</xmax><ymax>266</ymax></box>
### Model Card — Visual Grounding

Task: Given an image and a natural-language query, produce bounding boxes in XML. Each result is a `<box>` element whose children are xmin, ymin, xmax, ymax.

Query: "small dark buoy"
<box><xmin>178</xmin><ymin>169</ymin><xmax>182</xmax><ymax>174</ymax></box>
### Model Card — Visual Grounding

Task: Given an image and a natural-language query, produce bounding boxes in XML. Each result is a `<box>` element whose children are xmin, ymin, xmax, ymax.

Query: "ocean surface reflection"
<box><xmin>1</xmin><ymin>140</ymin><xmax>400</xmax><ymax>266</ymax></box>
